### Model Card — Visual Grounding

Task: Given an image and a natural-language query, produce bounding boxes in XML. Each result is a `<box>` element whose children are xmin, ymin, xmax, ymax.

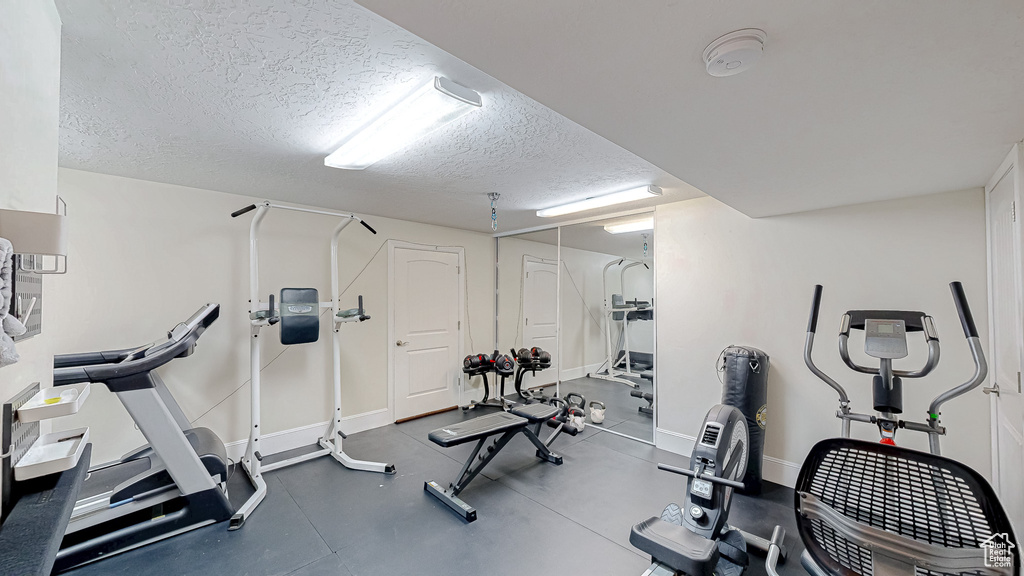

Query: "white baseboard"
<box><xmin>655</xmin><ymin>427</ymin><xmax>696</xmax><ymax>456</ymax></box>
<box><xmin>563</xmin><ymin>362</ymin><xmax>606</xmax><ymax>381</ymax></box>
<box><xmin>224</xmin><ymin>408</ymin><xmax>391</xmax><ymax>461</ymax></box>
<box><xmin>762</xmin><ymin>455</ymin><xmax>801</xmax><ymax>488</ymax></box>
<box><xmin>655</xmin><ymin>427</ymin><xmax>801</xmax><ymax>488</ymax></box>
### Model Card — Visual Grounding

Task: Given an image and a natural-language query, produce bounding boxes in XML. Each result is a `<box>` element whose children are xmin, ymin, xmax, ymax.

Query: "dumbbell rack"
<box><xmin>461</xmin><ymin>363</ymin><xmax>512</xmax><ymax>411</ymax></box>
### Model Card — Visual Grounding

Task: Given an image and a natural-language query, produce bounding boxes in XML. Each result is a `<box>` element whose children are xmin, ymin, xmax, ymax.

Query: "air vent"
<box><xmin>700</xmin><ymin>423</ymin><xmax>722</xmax><ymax>447</ymax></box>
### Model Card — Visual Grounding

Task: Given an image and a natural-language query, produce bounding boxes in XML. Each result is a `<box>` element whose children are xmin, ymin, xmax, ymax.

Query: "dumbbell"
<box><xmin>463</xmin><ymin>353</ymin><xmax>490</xmax><ymax>372</ymax></box>
<box><xmin>531</xmin><ymin>347</ymin><xmax>552</xmax><ymax>366</ymax></box>
<box><xmin>493</xmin><ymin>353</ymin><xmax>516</xmax><ymax>377</ymax></box>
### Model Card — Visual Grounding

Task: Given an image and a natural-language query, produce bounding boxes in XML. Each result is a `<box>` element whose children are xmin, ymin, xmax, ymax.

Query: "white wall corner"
<box><xmin>224</xmin><ymin>408</ymin><xmax>391</xmax><ymax>461</ymax></box>
<box><xmin>44</xmin><ymin>0</ymin><xmax>62</xmax><ymax>28</ymax></box>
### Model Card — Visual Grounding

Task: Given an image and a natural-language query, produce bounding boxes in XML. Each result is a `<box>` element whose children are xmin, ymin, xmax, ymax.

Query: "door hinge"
<box><xmin>458</xmin><ymin>320</ymin><xmax>461</xmax><ymax>329</ymax></box>
<box><xmin>1012</xmin><ymin>201</ymin><xmax>1017</xmax><ymax>223</ymax></box>
<box><xmin>525</xmin><ymin>318</ymin><xmax>528</xmax><ymax>326</ymax></box>
<box><xmin>457</xmin><ymin>265</ymin><xmax>460</xmax><ymax>273</ymax></box>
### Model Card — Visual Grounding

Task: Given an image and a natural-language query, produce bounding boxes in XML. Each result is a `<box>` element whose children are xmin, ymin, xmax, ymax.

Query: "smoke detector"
<box><xmin>703</xmin><ymin>29</ymin><xmax>766</xmax><ymax>77</ymax></box>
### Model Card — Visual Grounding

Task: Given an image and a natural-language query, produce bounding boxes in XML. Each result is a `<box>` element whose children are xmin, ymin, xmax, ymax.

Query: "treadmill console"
<box><xmin>864</xmin><ymin>319</ymin><xmax>908</xmax><ymax>359</ymax></box>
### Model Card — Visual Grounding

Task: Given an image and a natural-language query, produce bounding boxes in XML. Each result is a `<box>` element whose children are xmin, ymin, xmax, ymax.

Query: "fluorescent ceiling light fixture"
<box><xmin>604</xmin><ymin>217</ymin><xmax>654</xmax><ymax>234</ymax></box>
<box><xmin>537</xmin><ymin>185</ymin><xmax>663</xmax><ymax>218</ymax></box>
<box><xmin>325</xmin><ymin>76</ymin><xmax>482</xmax><ymax>170</ymax></box>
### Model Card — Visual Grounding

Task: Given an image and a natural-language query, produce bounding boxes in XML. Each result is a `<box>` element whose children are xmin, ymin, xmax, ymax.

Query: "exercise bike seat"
<box><xmin>630</xmin><ymin>517</ymin><xmax>720</xmax><ymax>576</ymax></box>
<box><xmin>509</xmin><ymin>402</ymin><xmax>559</xmax><ymax>423</ymax></box>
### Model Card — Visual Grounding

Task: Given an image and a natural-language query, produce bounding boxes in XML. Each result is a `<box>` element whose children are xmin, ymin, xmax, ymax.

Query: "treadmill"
<box><xmin>51</xmin><ymin>303</ymin><xmax>233</xmax><ymax>572</ymax></box>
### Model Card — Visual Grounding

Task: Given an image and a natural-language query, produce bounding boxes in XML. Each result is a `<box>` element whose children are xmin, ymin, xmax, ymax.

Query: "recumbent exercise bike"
<box><xmin>630</xmin><ymin>404</ymin><xmax>786</xmax><ymax>576</ymax></box>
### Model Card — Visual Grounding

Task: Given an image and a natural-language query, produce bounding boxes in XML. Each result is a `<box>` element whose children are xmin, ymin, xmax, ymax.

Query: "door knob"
<box><xmin>983</xmin><ymin>384</ymin><xmax>1000</xmax><ymax>396</ymax></box>
<box><xmin>396</xmin><ymin>340</ymin><xmax>409</xmax><ymax>346</ymax></box>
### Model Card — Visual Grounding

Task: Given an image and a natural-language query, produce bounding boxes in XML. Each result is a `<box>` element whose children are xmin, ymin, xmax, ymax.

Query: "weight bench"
<box><xmin>424</xmin><ymin>402</ymin><xmax>568</xmax><ymax>522</ymax></box>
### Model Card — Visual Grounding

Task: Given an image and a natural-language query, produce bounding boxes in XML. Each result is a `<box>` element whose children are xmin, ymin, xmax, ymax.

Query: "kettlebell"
<box><xmin>564</xmin><ymin>392</ymin><xmax>586</xmax><ymax>411</ymax></box>
<box><xmin>588</xmin><ymin>401</ymin><xmax>606</xmax><ymax>424</ymax></box>
<box><xmin>567</xmin><ymin>407</ymin><xmax>586</xmax><ymax>431</ymax></box>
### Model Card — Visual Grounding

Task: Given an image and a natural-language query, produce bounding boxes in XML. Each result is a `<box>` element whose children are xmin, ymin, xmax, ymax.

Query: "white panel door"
<box><xmin>988</xmin><ymin>147</ymin><xmax>1024</xmax><ymax>535</ymax></box>
<box><xmin>393</xmin><ymin>248</ymin><xmax>461</xmax><ymax>420</ymax></box>
<box><xmin>522</xmin><ymin>259</ymin><xmax>557</xmax><ymax>386</ymax></box>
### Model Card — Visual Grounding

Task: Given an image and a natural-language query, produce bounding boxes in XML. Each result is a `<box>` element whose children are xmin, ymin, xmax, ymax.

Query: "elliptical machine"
<box><xmin>804</xmin><ymin>281</ymin><xmax>987</xmax><ymax>453</ymax></box>
<box><xmin>795</xmin><ymin>282</ymin><xmax>1018</xmax><ymax>576</ymax></box>
<box><xmin>630</xmin><ymin>404</ymin><xmax>786</xmax><ymax>576</ymax></box>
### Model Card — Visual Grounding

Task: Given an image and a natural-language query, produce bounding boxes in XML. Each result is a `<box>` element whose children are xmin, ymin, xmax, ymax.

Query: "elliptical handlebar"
<box><xmin>807</xmin><ymin>285</ymin><xmax>823</xmax><ymax>334</ymax></box>
<box><xmin>949</xmin><ymin>281</ymin><xmax>979</xmax><ymax>339</ymax></box>
<box><xmin>926</xmin><ymin>282</ymin><xmax>988</xmax><ymax>425</ymax></box>
<box><xmin>804</xmin><ymin>285</ymin><xmax>851</xmax><ymax>405</ymax></box>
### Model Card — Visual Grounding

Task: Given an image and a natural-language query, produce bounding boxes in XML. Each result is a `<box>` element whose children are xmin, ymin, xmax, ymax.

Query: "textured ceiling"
<box><xmin>55</xmin><ymin>0</ymin><xmax>702</xmax><ymax>234</ymax></box>
<box><xmin>357</xmin><ymin>0</ymin><xmax>1024</xmax><ymax>217</ymax></box>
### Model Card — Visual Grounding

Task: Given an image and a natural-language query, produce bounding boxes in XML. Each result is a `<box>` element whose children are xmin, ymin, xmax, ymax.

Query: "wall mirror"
<box><xmin>495</xmin><ymin>212</ymin><xmax>655</xmax><ymax>443</ymax></box>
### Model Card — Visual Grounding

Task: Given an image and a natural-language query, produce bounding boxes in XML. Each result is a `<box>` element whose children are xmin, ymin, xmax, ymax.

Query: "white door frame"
<box><xmin>387</xmin><ymin>240</ymin><xmax>466</xmax><ymax>420</ymax></box>
<box><xmin>985</xmin><ymin>141</ymin><xmax>1024</xmax><ymax>490</ymax></box>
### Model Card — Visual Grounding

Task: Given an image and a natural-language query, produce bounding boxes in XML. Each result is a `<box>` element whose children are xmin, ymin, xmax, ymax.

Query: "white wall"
<box><xmin>655</xmin><ymin>189</ymin><xmax>991</xmax><ymax>484</ymax></box>
<box><xmin>0</xmin><ymin>1</ymin><xmax>61</xmax><ymax>407</ymax></box>
<box><xmin>51</xmin><ymin>169</ymin><xmax>495</xmax><ymax>463</ymax></box>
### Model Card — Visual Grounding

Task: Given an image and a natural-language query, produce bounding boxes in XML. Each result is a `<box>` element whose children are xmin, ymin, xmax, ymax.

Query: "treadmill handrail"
<box><xmin>53</xmin><ymin>304</ymin><xmax>219</xmax><ymax>389</ymax></box>
<box><xmin>53</xmin><ymin>347</ymin><xmax>139</xmax><ymax>369</ymax></box>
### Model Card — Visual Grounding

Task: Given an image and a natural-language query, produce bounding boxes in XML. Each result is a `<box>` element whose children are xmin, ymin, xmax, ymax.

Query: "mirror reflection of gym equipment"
<box><xmin>496</xmin><ymin>213</ymin><xmax>656</xmax><ymax>444</ymax></box>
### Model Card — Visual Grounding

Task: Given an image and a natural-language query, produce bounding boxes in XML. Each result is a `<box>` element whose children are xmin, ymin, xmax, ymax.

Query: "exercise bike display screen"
<box><xmin>691</xmin><ymin>478</ymin><xmax>713</xmax><ymax>499</ymax></box>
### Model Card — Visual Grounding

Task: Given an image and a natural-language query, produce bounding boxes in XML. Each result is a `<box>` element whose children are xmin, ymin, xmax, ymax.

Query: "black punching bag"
<box><xmin>719</xmin><ymin>345</ymin><xmax>769</xmax><ymax>495</ymax></box>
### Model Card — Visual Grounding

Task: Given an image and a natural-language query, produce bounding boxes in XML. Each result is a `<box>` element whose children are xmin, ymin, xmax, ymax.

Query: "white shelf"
<box><xmin>16</xmin><ymin>383</ymin><xmax>90</xmax><ymax>423</ymax></box>
<box><xmin>14</xmin><ymin>427</ymin><xmax>90</xmax><ymax>481</ymax></box>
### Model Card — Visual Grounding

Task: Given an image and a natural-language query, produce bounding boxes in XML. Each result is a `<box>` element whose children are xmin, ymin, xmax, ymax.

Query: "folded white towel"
<box><xmin>0</xmin><ymin>237</ymin><xmax>21</xmax><ymax>367</ymax></box>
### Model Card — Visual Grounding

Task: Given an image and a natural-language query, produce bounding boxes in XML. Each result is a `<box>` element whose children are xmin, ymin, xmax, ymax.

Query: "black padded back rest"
<box><xmin>612</xmin><ymin>294</ymin><xmax>625</xmax><ymax>321</ymax></box>
<box><xmin>846</xmin><ymin>310</ymin><xmax>927</xmax><ymax>332</ymax></box>
<box><xmin>796</xmin><ymin>438</ymin><xmax>1019</xmax><ymax>576</ymax></box>
<box><xmin>280</xmin><ymin>288</ymin><xmax>319</xmax><ymax>345</ymax></box>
